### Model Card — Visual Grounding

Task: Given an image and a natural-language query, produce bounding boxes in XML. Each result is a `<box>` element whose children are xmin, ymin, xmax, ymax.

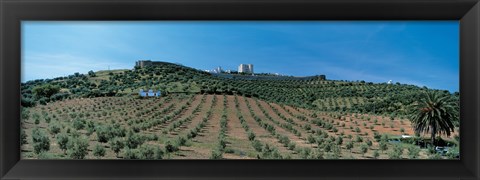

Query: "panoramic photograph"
<box><xmin>20</xmin><ymin>21</ymin><xmax>459</xmax><ymax>160</ymax></box>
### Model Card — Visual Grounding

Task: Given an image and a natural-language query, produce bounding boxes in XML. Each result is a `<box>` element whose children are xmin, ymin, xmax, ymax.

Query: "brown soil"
<box><xmin>173</xmin><ymin>95</ymin><xmax>223</xmax><ymax>159</ymax></box>
<box><xmin>21</xmin><ymin>94</ymin><xmax>455</xmax><ymax>160</ymax></box>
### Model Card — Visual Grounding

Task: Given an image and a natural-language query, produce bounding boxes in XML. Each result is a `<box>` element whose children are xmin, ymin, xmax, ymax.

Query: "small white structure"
<box><xmin>139</xmin><ymin>89</ymin><xmax>161</xmax><ymax>97</ymax></box>
<box><xmin>139</xmin><ymin>89</ymin><xmax>147</xmax><ymax>97</ymax></box>
<box><xmin>387</xmin><ymin>80</ymin><xmax>393</xmax><ymax>84</ymax></box>
<box><xmin>401</xmin><ymin>135</ymin><xmax>412</xmax><ymax>139</ymax></box>
<box><xmin>215</xmin><ymin>66</ymin><xmax>223</xmax><ymax>73</ymax></box>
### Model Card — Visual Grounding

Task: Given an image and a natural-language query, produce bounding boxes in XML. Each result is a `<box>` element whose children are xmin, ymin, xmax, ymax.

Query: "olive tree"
<box><xmin>67</xmin><ymin>136</ymin><xmax>89</xmax><ymax>159</ymax></box>
<box><xmin>360</xmin><ymin>143</ymin><xmax>369</xmax><ymax>157</ymax></box>
<box><xmin>93</xmin><ymin>144</ymin><xmax>106</xmax><ymax>158</ymax></box>
<box><xmin>56</xmin><ymin>133</ymin><xmax>69</xmax><ymax>154</ymax></box>
<box><xmin>110</xmin><ymin>138</ymin><xmax>125</xmax><ymax>157</ymax></box>
<box><xmin>20</xmin><ymin>129</ymin><xmax>28</xmax><ymax>145</ymax></box>
<box><xmin>32</xmin><ymin>128</ymin><xmax>50</xmax><ymax>155</ymax></box>
<box><xmin>373</xmin><ymin>150</ymin><xmax>380</xmax><ymax>159</ymax></box>
<box><xmin>345</xmin><ymin>141</ymin><xmax>354</xmax><ymax>153</ymax></box>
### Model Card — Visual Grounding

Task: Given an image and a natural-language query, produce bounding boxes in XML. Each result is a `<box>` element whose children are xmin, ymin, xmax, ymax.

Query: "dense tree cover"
<box><xmin>32</xmin><ymin>84</ymin><xmax>60</xmax><ymax>99</ymax></box>
<box><xmin>20</xmin><ymin>62</ymin><xmax>459</xmax><ymax>118</ymax></box>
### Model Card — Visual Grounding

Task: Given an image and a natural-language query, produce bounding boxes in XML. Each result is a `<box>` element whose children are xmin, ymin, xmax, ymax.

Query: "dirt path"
<box><xmin>247</xmin><ymin>98</ymin><xmax>312</xmax><ymax>149</ymax></box>
<box><xmin>223</xmin><ymin>95</ymin><xmax>257</xmax><ymax>159</ymax></box>
<box><xmin>173</xmin><ymin>95</ymin><xmax>222</xmax><ymax>159</ymax></box>
<box><xmin>238</xmin><ymin>96</ymin><xmax>298</xmax><ymax>158</ymax></box>
<box><xmin>162</xmin><ymin>95</ymin><xmax>204</xmax><ymax>138</ymax></box>
<box><xmin>255</xmin><ymin>100</ymin><xmax>315</xmax><ymax>149</ymax></box>
<box><xmin>142</xmin><ymin>96</ymin><xmax>192</xmax><ymax>135</ymax></box>
<box><xmin>174</xmin><ymin>95</ymin><xmax>212</xmax><ymax>136</ymax></box>
<box><xmin>281</xmin><ymin>105</ymin><xmax>342</xmax><ymax>138</ymax></box>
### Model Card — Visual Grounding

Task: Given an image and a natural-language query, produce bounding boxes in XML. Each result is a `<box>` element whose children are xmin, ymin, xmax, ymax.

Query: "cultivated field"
<box><xmin>21</xmin><ymin>93</ymin><xmax>452</xmax><ymax>159</ymax></box>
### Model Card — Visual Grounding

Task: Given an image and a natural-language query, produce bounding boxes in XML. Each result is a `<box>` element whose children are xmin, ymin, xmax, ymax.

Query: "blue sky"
<box><xmin>22</xmin><ymin>21</ymin><xmax>459</xmax><ymax>92</ymax></box>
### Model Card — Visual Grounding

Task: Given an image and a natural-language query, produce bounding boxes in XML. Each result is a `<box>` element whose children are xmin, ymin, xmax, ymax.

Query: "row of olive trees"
<box><xmin>29</xmin><ymin>128</ymin><xmax>89</xmax><ymax>159</ymax></box>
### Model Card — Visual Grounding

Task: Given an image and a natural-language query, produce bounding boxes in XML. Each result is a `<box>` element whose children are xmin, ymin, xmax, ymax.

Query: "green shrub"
<box><xmin>307</xmin><ymin>134</ymin><xmax>316</xmax><ymax>144</ymax></box>
<box><xmin>308</xmin><ymin>149</ymin><xmax>324</xmax><ymax>159</ymax></box>
<box><xmin>154</xmin><ymin>145</ymin><xmax>164</xmax><ymax>159</ymax></box>
<box><xmin>287</xmin><ymin>142</ymin><xmax>296</xmax><ymax>150</ymax></box>
<box><xmin>247</xmin><ymin>131</ymin><xmax>255</xmax><ymax>141</ymax></box>
<box><xmin>446</xmin><ymin>146</ymin><xmax>459</xmax><ymax>159</ymax></box>
<box><xmin>165</xmin><ymin>141</ymin><xmax>178</xmax><ymax>153</ymax></box>
<box><xmin>252</xmin><ymin>140</ymin><xmax>263</xmax><ymax>152</ymax></box>
<box><xmin>93</xmin><ymin>144</ymin><xmax>106</xmax><ymax>158</ymax></box>
<box><xmin>67</xmin><ymin>136</ymin><xmax>89</xmax><ymax>159</ymax></box>
<box><xmin>388</xmin><ymin>145</ymin><xmax>403</xmax><ymax>159</ymax></box>
<box><xmin>126</xmin><ymin>131</ymin><xmax>145</xmax><ymax>149</ymax></box>
<box><xmin>379</xmin><ymin>140</ymin><xmax>388</xmax><ymax>152</ymax></box>
<box><xmin>210</xmin><ymin>148</ymin><xmax>222</xmax><ymax>159</ymax></box>
<box><xmin>32</xmin><ymin>128</ymin><xmax>50</xmax><ymax>154</ymax></box>
<box><xmin>217</xmin><ymin>138</ymin><xmax>227</xmax><ymax>151</ymax></box>
<box><xmin>48</xmin><ymin>123</ymin><xmax>61</xmax><ymax>136</ymax></box>
<box><xmin>123</xmin><ymin>147</ymin><xmax>139</xmax><ymax>159</ymax></box>
<box><xmin>56</xmin><ymin>133</ymin><xmax>69</xmax><ymax>153</ymax></box>
<box><xmin>21</xmin><ymin>97</ymin><xmax>36</xmax><ymax>107</ymax></box>
<box><xmin>44</xmin><ymin>116</ymin><xmax>51</xmax><ymax>123</ymax></box>
<box><xmin>73</xmin><ymin>118</ymin><xmax>86</xmax><ymax>130</ymax></box>
<box><xmin>175</xmin><ymin>136</ymin><xmax>187</xmax><ymax>147</ymax></box>
<box><xmin>407</xmin><ymin>146</ymin><xmax>421</xmax><ymax>159</ymax></box>
<box><xmin>20</xmin><ymin>129</ymin><xmax>28</xmax><ymax>145</ymax></box>
<box><xmin>360</xmin><ymin>143</ymin><xmax>369</xmax><ymax>157</ymax></box>
<box><xmin>373</xmin><ymin>150</ymin><xmax>380</xmax><ymax>159</ymax></box>
<box><xmin>299</xmin><ymin>147</ymin><xmax>312</xmax><ymax>159</ymax></box>
<box><xmin>138</xmin><ymin>144</ymin><xmax>156</xmax><ymax>159</ymax></box>
<box><xmin>366</xmin><ymin>139</ymin><xmax>373</xmax><ymax>147</ymax></box>
<box><xmin>110</xmin><ymin>138</ymin><xmax>125</xmax><ymax>157</ymax></box>
<box><xmin>345</xmin><ymin>141</ymin><xmax>354</xmax><ymax>152</ymax></box>
<box><xmin>96</xmin><ymin>127</ymin><xmax>111</xmax><ymax>143</ymax></box>
<box><xmin>429</xmin><ymin>153</ymin><xmax>442</xmax><ymax>159</ymax></box>
<box><xmin>261</xmin><ymin>144</ymin><xmax>275</xmax><ymax>159</ymax></box>
<box><xmin>32</xmin><ymin>84</ymin><xmax>60</xmax><ymax>99</ymax></box>
<box><xmin>278</xmin><ymin>135</ymin><xmax>290</xmax><ymax>146</ymax></box>
<box><xmin>303</xmin><ymin>124</ymin><xmax>311</xmax><ymax>131</ymax></box>
<box><xmin>335</xmin><ymin>136</ymin><xmax>343</xmax><ymax>145</ymax></box>
<box><xmin>355</xmin><ymin>136</ymin><xmax>363</xmax><ymax>142</ymax></box>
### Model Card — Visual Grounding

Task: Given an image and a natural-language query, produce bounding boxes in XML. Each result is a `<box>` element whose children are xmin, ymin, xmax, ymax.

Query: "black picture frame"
<box><xmin>1</xmin><ymin>0</ymin><xmax>479</xmax><ymax>179</ymax></box>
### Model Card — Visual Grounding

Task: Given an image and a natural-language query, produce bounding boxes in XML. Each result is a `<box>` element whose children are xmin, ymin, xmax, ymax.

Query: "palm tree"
<box><xmin>409</xmin><ymin>91</ymin><xmax>458</xmax><ymax>147</ymax></box>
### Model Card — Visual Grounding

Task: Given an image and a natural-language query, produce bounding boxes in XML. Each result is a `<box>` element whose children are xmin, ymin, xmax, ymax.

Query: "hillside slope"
<box><xmin>22</xmin><ymin>94</ymin><xmax>445</xmax><ymax>159</ymax></box>
<box><xmin>21</xmin><ymin>61</ymin><xmax>459</xmax><ymax>117</ymax></box>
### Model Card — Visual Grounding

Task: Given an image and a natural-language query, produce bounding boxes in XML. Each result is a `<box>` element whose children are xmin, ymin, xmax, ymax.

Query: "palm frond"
<box><xmin>408</xmin><ymin>91</ymin><xmax>459</xmax><ymax>145</ymax></box>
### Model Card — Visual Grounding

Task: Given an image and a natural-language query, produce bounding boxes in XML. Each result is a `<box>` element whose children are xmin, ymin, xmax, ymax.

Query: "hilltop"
<box><xmin>21</xmin><ymin>61</ymin><xmax>459</xmax><ymax>117</ymax></box>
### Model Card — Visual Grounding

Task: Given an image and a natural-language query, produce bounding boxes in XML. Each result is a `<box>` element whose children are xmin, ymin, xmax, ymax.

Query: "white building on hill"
<box><xmin>238</xmin><ymin>64</ymin><xmax>254</xmax><ymax>74</ymax></box>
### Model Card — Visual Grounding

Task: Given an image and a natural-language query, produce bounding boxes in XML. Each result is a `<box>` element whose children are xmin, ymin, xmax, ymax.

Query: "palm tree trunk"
<box><xmin>431</xmin><ymin>124</ymin><xmax>436</xmax><ymax>148</ymax></box>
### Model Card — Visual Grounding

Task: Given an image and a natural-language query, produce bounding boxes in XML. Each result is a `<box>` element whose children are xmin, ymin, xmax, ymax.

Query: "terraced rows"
<box><xmin>21</xmin><ymin>94</ymin><xmax>435</xmax><ymax>159</ymax></box>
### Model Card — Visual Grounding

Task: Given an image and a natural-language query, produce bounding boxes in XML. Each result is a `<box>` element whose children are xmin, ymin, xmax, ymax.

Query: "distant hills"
<box><xmin>21</xmin><ymin>61</ymin><xmax>459</xmax><ymax>117</ymax></box>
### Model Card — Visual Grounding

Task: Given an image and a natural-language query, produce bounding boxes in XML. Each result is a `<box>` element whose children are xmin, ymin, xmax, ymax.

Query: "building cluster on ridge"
<box><xmin>206</xmin><ymin>64</ymin><xmax>254</xmax><ymax>74</ymax></box>
<box><xmin>134</xmin><ymin>60</ymin><xmax>325</xmax><ymax>80</ymax></box>
<box><xmin>136</xmin><ymin>60</ymin><xmax>255</xmax><ymax>74</ymax></box>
